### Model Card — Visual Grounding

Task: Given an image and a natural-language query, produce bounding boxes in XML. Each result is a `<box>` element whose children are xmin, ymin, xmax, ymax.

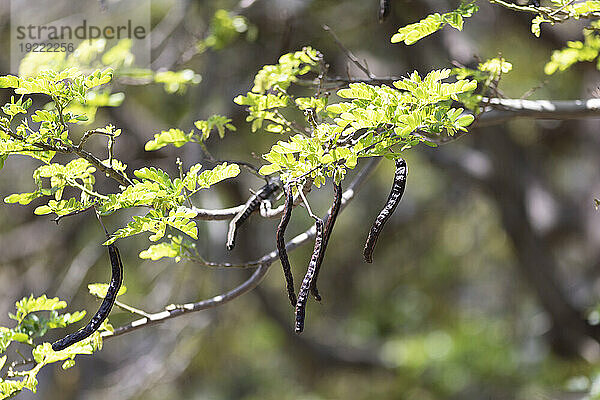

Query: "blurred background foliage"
<box><xmin>2</xmin><ymin>0</ymin><xmax>600</xmax><ymax>399</ymax></box>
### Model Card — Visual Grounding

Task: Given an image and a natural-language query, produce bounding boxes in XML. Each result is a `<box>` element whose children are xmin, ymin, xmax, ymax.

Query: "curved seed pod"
<box><xmin>295</xmin><ymin>219</ymin><xmax>324</xmax><ymax>334</ymax></box>
<box><xmin>379</xmin><ymin>0</ymin><xmax>391</xmax><ymax>22</ymax></box>
<box><xmin>277</xmin><ymin>184</ymin><xmax>296</xmax><ymax>307</ymax></box>
<box><xmin>310</xmin><ymin>183</ymin><xmax>342</xmax><ymax>301</ymax></box>
<box><xmin>363</xmin><ymin>158</ymin><xmax>407</xmax><ymax>263</ymax></box>
<box><xmin>52</xmin><ymin>244</ymin><xmax>123</xmax><ymax>351</ymax></box>
<box><xmin>227</xmin><ymin>181</ymin><xmax>279</xmax><ymax>250</ymax></box>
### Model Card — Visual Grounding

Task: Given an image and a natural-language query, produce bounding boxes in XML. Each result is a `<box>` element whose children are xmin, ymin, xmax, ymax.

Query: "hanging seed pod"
<box><xmin>363</xmin><ymin>158</ymin><xmax>407</xmax><ymax>263</ymax></box>
<box><xmin>277</xmin><ymin>184</ymin><xmax>297</xmax><ymax>307</ymax></box>
<box><xmin>52</xmin><ymin>243</ymin><xmax>123</xmax><ymax>351</ymax></box>
<box><xmin>310</xmin><ymin>183</ymin><xmax>342</xmax><ymax>301</ymax></box>
<box><xmin>227</xmin><ymin>181</ymin><xmax>279</xmax><ymax>250</ymax></box>
<box><xmin>295</xmin><ymin>219</ymin><xmax>324</xmax><ymax>334</ymax></box>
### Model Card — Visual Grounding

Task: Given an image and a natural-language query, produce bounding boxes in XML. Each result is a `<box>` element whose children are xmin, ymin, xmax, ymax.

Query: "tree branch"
<box><xmin>302</xmin><ymin>73</ymin><xmax>600</xmax><ymax>123</ymax></box>
<box><xmin>104</xmin><ymin>262</ymin><xmax>271</xmax><ymax>338</ymax></box>
<box><xmin>191</xmin><ymin>204</ymin><xmax>247</xmax><ymax>221</ymax></box>
<box><xmin>103</xmin><ymin>158</ymin><xmax>380</xmax><ymax>337</ymax></box>
<box><xmin>477</xmin><ymin>98</ymin><xmax>600</xmax><ymax>126</ymax></box>
<box><xmin>74</xmin><ymin>147</ymin><xmax>133</xmax><ymax>186</ymax></box>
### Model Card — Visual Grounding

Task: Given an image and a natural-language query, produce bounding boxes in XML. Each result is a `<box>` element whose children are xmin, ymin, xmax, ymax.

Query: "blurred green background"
<box><xmin>2</xmin><ymin>0</ymin><xmax>600</xmax><ymax>399</ymax></box>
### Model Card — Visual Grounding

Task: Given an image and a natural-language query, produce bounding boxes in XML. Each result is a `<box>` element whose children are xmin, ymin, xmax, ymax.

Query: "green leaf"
<box><xmin>194</xmin><ymin>115</ymin><xmax>236</xmax><ymax>140</ymax></box>
<box><xmin>154</xmin><ymin>69</ymin><xmax>201</xmax><ymax>94</ymax></box>
<box><xmin>134</xmin><ymin>167</ymin><xmax>173</xmax><ymax>189</ymax></box>
<box><xmin>457</xmin><ymin>114</ymin><xmax>475</xmax><ymax>127</ymax></box>
<box><xmin>197</xmin><ymin>9</ymin><xmax>253</xmax><ymax>53</ymax></box>
<box><xmin>251</xmin><ymin>47</ymin><xmax>321</xmax><ymax>94</ymax></box>
<box><xmin>83</xmin><ymin>68</ymin><xmax>114</xmax><ymax>89</ymax></box>
<box><xmin>145</xmin><ymin>128</ymin><xmax>195</xmax><ymax>151</ymax></box>
<box><xmin>10</xmin><ymin>295</ymin><xmax>67</xmax><ymax>324</ymax></box>
<box><xmin>104</xmin><ymin>214</ymin><xmax>159</xmax><ymax>245</ymax></box>
<box><xmin>544</xmin><ymin>23</ymin><xmax>600</xmax><ymax>74</ymax></box>
<box><xmin>46</xmin><ymin>311</ymin><xmax>86</xmax><ymax>329</ymax></box>
<box><xmin>0</xmin><ymin>379</ymin><xmax>27</xmax><ymax>398</ymax></box>
<box><xmin>196</xmin><ymin>162</ymin><xmax>241</xmax><ymax>189</ymax></box>
<box><xmin>479</xmin><ymin>57</ymin><xmax>513</xmax><ymax>75</ymax></box>
<box><xmin>0</xmin><ymin>75</ymin><xmax>20</xmax><ymax>88</ymax></box>
<box><xmin>259</xmin><ymin>163</ymin><xmax>281</xmax><ymax>175</ymax></box>
<box><xmin>182</xmin><ymin>163</ymin><xmax>203</xmax><ymax>190</ymax></box>
<box><xmin>4</xmin><ymin>192</ymin><xmax>40</xmax><ymax>205</ymax></box>
<box><xmin>32</xmin><ymin>340</ymin><xmax>96</xmax><ymax>364</ymax></box>
<box><xmin>88</xmin><ymin>283</ymin><xmax>127</xmax><ymax>298</ymax></box>
<box><xmin>391</xmin><ymin>13</ymin><xmax>443</xmax><ymax>44</ymax></box>
<box><xmin>139</xmin><ymin>241</ymin><xmax>181</xmax><ymax>261</ymax></box>
<box><xmin>391</xmin><ymin>1</ymin><xmax>478</xmax><ymax>45</ymax></box>
<box><xmin>165</xmin><ymin>207</ymin><xmax>198</xmax><ymax>239</ymax></box>
<box><xmin>0</xmin><ymin>328</ymin><xmax>28</xmax><ymax>353</ymax></box>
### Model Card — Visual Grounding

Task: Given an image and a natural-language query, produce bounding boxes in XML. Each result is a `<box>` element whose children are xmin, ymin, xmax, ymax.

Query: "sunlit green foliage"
<box><xmin>545</xmin><ymin>21</ymin><xmax>600</xmax><ymax>74</ymax></box>
<box><xmin>145</xmin><ymin>128</ymin><xmax>195</xmax><ymax>151</ymax></box>
<box><xmin>234</xmin><ymin>47</ymin><xmax>322</xmax><ymax>132</ymax></box>
<box><xmin>531</xmin><ymin>1</ymin><xmax>600</xmax><ymax>37</ymax></box>
<box><xmin>391</xmin><ymin>1</ymin><xmax>478</xmax><ymax>45</ymax></box>
<box><xmin>0</xmin><ymin>67</ymin><xmax>240</xmax><ymax>247</ymax></box>
<box><xmin>0</xmin><ymin>295</ymin><xmax>107</xmax><ymax>399</ymax></box>
<box><xmin>144</xmin><ymin>115</ymin><xmax>236</xmax><ymax>151</ymax></box>
<box><xmin>15</xmin><ymin>39</ymin><xmax>200</xmax><ymax>122</ymax></box>
<box><xmin>102</xmin><ymin>163</ymin><xmax>239</xmax><ymax>243</ymax></box>
<box><xmin>139</xmin><ymin>235</ymin><xmax>193</xmax><ymax>262</ymax></box>
<box><xmin>258</xmin><ymin>68</ymin><xmax>477</xmax><ymax>185</ymax></box>
<box><xmin>4</xmin><ymin>1</ymin><xmax>593</xmax><ymax>394</ymax></box>
<box><xmin>88</xmin><ymin>283</ymin><xmax>127</xmax><ymax>299</ymax></box>
<box><xmin>154</xmin><ymin>69</ymin><xmax>202</xmax><ymax>94</ymax></box>
<box><xmin>197</xmin><ymin>9</ymin><xmax>256</xmax><ymax>53</ymax></box>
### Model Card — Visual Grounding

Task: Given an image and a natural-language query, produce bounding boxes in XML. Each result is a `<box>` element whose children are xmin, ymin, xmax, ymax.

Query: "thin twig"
<box><xmin>114</xmin><ymin>300</ymin><xmax>152</xmax><ymax>318</ymax></box>
<box><xmin>299</xmin><ymin>184</ymin><xmax>319</xmax><ymax>221</ymax></box>
<box><xmin>199</xmin><ymin>142</ymin><xmax>263</xmax><ymax>178</ymax></box>
<box><xmin>52</xmin><ymin>203</ymin><xmax>97</xmax><ymax>224</ymax></box>
<box><xmin>77</xmin><ymin>129</ymin><xmax>114</xmax><ymax>150</ymax></box>
<box><xmin>104</xmin><ymin>263</ymin><xmax>271</xmax><ymax>338</ymax></box>
<box><xmin>322</xmin><ymin>25</ymin><xmax>374</xmax><ymax>79</ymax></box>
<box><xmin>101</xmin><ymin>159</ymin><xmax>380</xmax><ymax>338</ymax></box>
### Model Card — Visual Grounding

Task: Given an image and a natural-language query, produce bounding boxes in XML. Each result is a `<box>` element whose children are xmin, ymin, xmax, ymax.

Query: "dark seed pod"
<box><xmin>227</xmin><ymin>181</ymin><xmax>279</xmax><ymax>250</ymax></box>
<box><xmin>310</xmin><ymin>183</ymin><xmax>342</xmax><ymax>301</ymax></box>
<box><xmin>363</xmin><ymin>158</ymin><xmax>407</xmax><ymax>263</ymax></box>
<box><xmin>52</xmin><ymin>244</ymin><xmax>123</xmax><ymax>351</ymax></box>
<box><xmin>277</xmin><ymin>184</ymin><xmax>297</xmax><ymax>307</ymax></box>
<box><xmin>295</xmin><ymin>219</ymin><xmax>324</xmax><ymax>334</ymax></box>
<box><xmin>379</xmin><ymin>0</ymin><xmax>391</xmax><ymax>22</ymax></box>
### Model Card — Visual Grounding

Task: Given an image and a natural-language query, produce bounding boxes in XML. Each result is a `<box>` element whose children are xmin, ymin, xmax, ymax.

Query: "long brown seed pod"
<box><xmin>310</xmin><ymin>183</ymin><xmax>342</xmax><ymax>301</ymax></box>
<box><xmin>295</xmin><ymin>219</ymin><xmax>324</xmax><ymax>334</ymax></box>
<box><xmin>52</xmin><ymin>243</ymin><xmax>123</xmax><ymax>351</ymax></box>
<box><xmin>227</xmin><ymin>181</ymin><xmax>279</xmax><ymax>250</ymax></box>
<box><xmin>363</xmin><ymin>158</ymin><xmax>407</xmax><ymax>263</ymax></box>
<box><xmin>277</xmin><ymin>184</ymin><xmax>296</xmax><ymax>307</ymax></box>
<box><xmin>379</xmin><ymin>0</ymin><xmax>391</xmax><ymax>22</ymax></box>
